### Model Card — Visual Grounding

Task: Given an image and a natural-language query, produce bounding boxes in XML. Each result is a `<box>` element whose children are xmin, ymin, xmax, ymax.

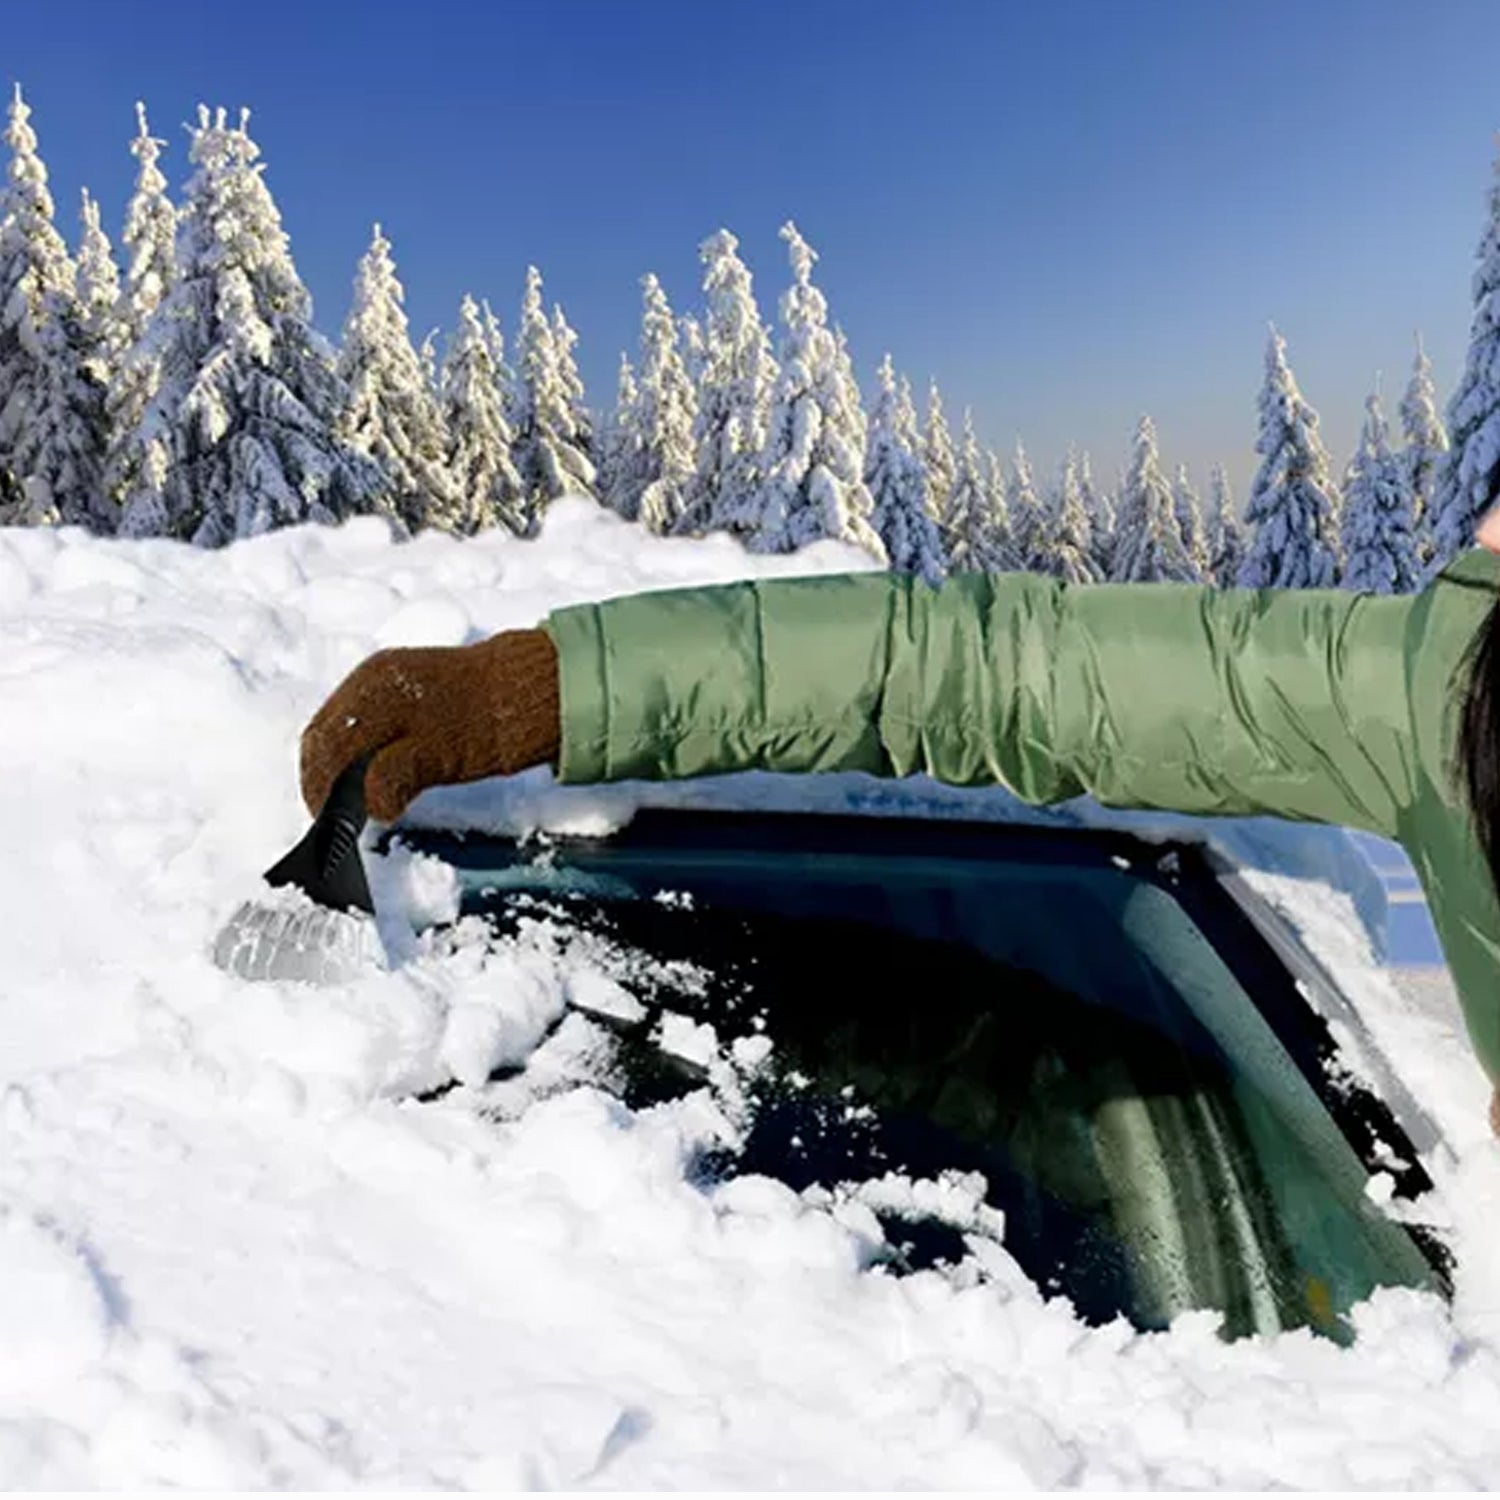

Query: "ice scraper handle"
<box><xmin>262</xmin><ymin>754</ymin><xmax>376</xmax><ymax>916</ymax></box>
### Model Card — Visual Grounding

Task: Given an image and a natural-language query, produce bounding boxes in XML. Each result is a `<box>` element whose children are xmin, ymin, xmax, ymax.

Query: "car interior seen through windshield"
<box><xmin>389</xmin><ymin>810</ymin><xmax>1448</xmax><ymax>1345</ymax></box>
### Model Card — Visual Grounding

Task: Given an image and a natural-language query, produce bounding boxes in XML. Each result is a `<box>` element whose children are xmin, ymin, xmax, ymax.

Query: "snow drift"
<box><xmin>4</xmin><ymin>498</ymin><xmax>1500</xmax><ymax>1488</ymax></box>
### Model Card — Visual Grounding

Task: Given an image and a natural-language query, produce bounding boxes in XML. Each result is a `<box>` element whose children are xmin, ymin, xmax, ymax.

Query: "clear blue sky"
<box><xmin>9</xmin><ymin>0</ymin><xmax>1500</xmax><ymax>498</ymax></box>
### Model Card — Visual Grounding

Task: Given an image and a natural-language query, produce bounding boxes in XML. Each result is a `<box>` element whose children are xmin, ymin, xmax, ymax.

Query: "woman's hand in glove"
<box><xmin>299</xmin><ymin>629</ymin><xmax>561</xmax><ymax>822</ymax></box>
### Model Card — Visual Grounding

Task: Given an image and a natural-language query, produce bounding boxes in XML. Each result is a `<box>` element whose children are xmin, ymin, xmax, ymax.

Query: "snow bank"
<box><xmin>3</xmin><ymin>498</ymin><xmax>1500</xmax><ymax>1487</ymax></box>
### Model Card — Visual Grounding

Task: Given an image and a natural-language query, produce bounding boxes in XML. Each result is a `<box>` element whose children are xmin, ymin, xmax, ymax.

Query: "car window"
<box><xmin>397</xmin><ymin>816</ymin><xmax>1446</xmax><ymax>1343</ymax></box>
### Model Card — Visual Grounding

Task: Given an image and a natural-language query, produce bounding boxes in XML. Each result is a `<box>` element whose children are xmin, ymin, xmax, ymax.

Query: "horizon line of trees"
<box><xmin>0</xmin><ymin>85</ymin><xmax>1494</xmax><ymax>595</ymax></box>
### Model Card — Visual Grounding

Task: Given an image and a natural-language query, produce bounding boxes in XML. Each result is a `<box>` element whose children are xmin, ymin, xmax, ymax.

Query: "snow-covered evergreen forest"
<box><xmin>4</xmin><ymin>85</ymin><xmax>1499</xmax><ymax>593</ymax></box>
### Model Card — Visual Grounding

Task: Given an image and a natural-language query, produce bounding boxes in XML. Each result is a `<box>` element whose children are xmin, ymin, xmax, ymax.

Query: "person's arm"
<box><xmin>544</xmin><ymin>570</ymin><xmax>1419</xmax><ymax>839</ymax></box>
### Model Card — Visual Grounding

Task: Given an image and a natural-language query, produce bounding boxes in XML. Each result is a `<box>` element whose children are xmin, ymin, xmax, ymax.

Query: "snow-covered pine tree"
<box><xmin>597</xmin><ymin>351</ymin><xmax>641</xmax><ymax>518</ymax></box>
<box><xmin>1398</xmin><ymin>333</ymin><xmax>1449</xmax><ymax>572</ymax></box>
<box><xmin>1048</xmin><ymin>452</ymin><xmax>1101</xmax><ymax>583</ymax></box>
<box><xmin>1171</xmin><ymin>463</ymin><xmax>1211</xmax><ymax>580</ymax></box>
<box><xmin>678</xmin><ymin>313</ymin><xmax>706</xmax><ymax>391</ymax></box>
<box><xmin>1340</xmin><ymin>386</ymin><xmax>1420</xmax><ymax>594</ymax></box>
<box><xmin>1428</xmin><ymin>137</ymin><xmax>1500</xmax><ymax>576</ymax></box>
<box><xmin>750</xmin><ymin>222</ymin><xmax>883</xmax><ymax>558</ymax></box>
<box><xmin>980</xmin><ymin>447</ymin><xmax>1017</xmax><ymax>567</ymax></box>
<box><xmin>865</xmin><ymin>353</ymin><xmax>944</xmax><ymax>581</ymax></box>
<box><xmin>924</xmin><ymin>381</ymin><xmax>956</xmax><ymax>528</ymax></box>
<box><xmin>440</xmin><ymin>292</ymin><xmax>525</xmax><ymax>535</ymax></box>
<box><xmin>508</xmin><ymin>265</ymin><xmax>595</xmax><ymax>526</ymax></box>
<box><xmin>0</xmin><ymin>87</ymin><xmax>107</xmax><ymax>531</ymax></box>
<box><xmin>480</xmin><ymin>298</ymin><xmax>515</xmax><ymax>396</ymax></box>
<box><xmin>627</xmin><ymin>272</ymin><xmax>697</xmax><ymax>533</ymax></box>
<box><xmin>1078</xmin><ymin>450</ymin><xmax>1115</xmax><ymax>578</ymax></box>
<box><xmin>832</xmin><ymin>325</ymin><xmax>869</xmax><ymax>465</ymax></box>
<box><xmin>1112</xmin><ymin>416</ymin><xmax>1197</xmax><ymax>582</ymax></box>
<box><xmin>1206</xmin><ymin>464</ymin><xmax>1246</xmax><ymax>587</ymax></box>
<box><xmin>1236</xmin><ymin>327</ymin><xmax>1343</xmax><ymax>588</ymax></box>
<box><xmin>943</xmin><ymin>411</ymin><xmax>1006</xmax><ymax>573</ymax></box>
<box><xmin>0</xmin><ymin>82</ymin><xmax>65</xmax><ymax>513</ymax></box>
<box><xmin>551</xmin><ymin>303</ymin><xmax>594</xmax><ymax>472</ymax></box>
<box><xmin>104</xmin><ymin>102</ymin><xmax>177</xmax><ymax>509</ymax></box>
<box><xmin>336</xmin><ymin>224</ymin><xmax>460</xmax><ymax>533</ymax></box>
<box><xmin>417</xmin><ymin>328</ymin><xmax>440</xmax><ymax>397</ymax></box>
<box><xmin>677</xmin><ymin>228</ymin><xmax>778</xmax><ymax>540</ymax></box>
<box><xmin>911</xmin><ymin>376</ymin><xmax>955</xmax><ymax>565</ymax></box>
<box><xmin>117</xmin><ymin>106</ymin><xmax>386</xmax><ymax>544</ymax></box>
<box><xmin>66</xmin><ymin>187</ymin><xmax>121</xmax><ymax>530</ymax></box>
<box><xmin>1005</xmin><ymin>441</ymin><xmax>1048</xmax><ymax>571</ymax></box>
<box><xmin>75</xmin><ymin>189</ymin><xmax>123</xmax><ymax>385</ymax></box>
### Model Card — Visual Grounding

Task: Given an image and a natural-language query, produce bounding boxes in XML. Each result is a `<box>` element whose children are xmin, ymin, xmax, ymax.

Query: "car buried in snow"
<box><xmin>382</xmin><ymin>796</ymin><xmax>1452</xmax><ymax>1346</ymax></box>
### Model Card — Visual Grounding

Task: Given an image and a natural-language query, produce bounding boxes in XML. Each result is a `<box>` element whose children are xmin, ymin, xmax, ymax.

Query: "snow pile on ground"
<box><xmin>5</xmin><ymin>498</ymin><xmax>1500</xmax><ymax>1487</ymax></box>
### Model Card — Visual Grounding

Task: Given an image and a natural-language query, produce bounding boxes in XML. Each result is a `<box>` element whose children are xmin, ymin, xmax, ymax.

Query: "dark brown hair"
<box><xmin>1456</xmin><ymin>591</ymin><xmax>1500</xmax><ymax>896</ymax></box>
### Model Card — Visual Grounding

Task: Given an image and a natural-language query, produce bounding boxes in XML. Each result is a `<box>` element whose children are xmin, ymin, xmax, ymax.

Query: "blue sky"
<box><xmin>9</xmin><ymin>0</ymin><xmax>1500</xmax><ymax>497</ymax></box>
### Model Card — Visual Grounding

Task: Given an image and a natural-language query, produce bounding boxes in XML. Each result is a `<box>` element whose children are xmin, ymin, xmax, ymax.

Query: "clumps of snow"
<box><xmin>653</xmin><ymin>1010</ymin><xmax>719</xmax><ymax>1070</ymax></box>
<box><xmin>564</xmin><ymin>966</ymin><xmax>646</xmax><ymax>1026</ymax></box>
<box><xmin>366</xmin><ymin>838</ymin><xmax>463</xmax><ymax>934</ymax></box>
<box><xmin>731</xmin><ymin>1032</ymin><xmax>775</xmax><ymax>1070</ymax></box>
<box><xmin>816</xmin><ymin>1169</ymin><xmax>1008</xmax><ymax>1248</ymax></box>
<box><xmin>6</xmin><ymin>500</ymin><xmax>1500</xmax><ymax>1485</ymax></box>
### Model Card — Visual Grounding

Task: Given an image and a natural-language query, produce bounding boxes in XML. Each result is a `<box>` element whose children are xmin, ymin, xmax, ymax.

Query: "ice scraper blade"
<box><xmin>212</xmin><ymin>755</ymin><xmax>385</xmax><ymax>984</ymax></box>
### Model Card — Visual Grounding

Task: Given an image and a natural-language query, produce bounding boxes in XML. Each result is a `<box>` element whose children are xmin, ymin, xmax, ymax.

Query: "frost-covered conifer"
<box><xmin>750</xmin><ymin>222</ymin><xmax>883</xmax><ymax>558</ymax></box>
<box><xmin>598</xmin><ymin>351</ymin><xmax>641</xmax><ymax>518</ymax></box>
<box><xmin>678</xmin><ymin>313</ymin><xmax>706</xmax><ymax>391</ymax></box>
<box><xmin>1112</xmin><ymin>416</ymin><xmax>1196</xmax><ymax>582</ymax></box>
<box><xmin>624</xmin><ymin>272</ymin><xmax>697</xmax><ymax>533</ymax></box>
<box><xmin>1048</xmin><ymin>452</ymin><xmax>1101</xmax><ymax>584</ymax></box>
<box><xmin>1005</xmin><ymin>441</ymin><xmax>1048</xmax><ymax>571</ymax></box>
<box><xmin>865</xmin><ymin>353</ymin><xmax>944</xmax><ymax>581</ymax></box>
<box><xmin>1207</xmin><ymin>465</ymin><xmax>1246</xmax><ymax>587</ymax></box>
<box><xmin>0</xmin><ymin>87</ymin><xmax>107</xmax><ymax>530</ymax></box>
<box><xmin>924</xmin><ymin>381</ymin><xmax>956</xmax><ymax>527</ymax></box>
<box><xmin>1399</xmin><ymin>333</ymin><xmax>1449</xmax><ymax>571</ymax></box>
<box><xmin>117</xmin><ymin>107</ymin><xmax>385</xmax><ymax>544</ymax></box>
<box><xmin>336</xmin><ymin>224</ymin><xmax>460</xmax><ymax>533</ymax></box>
<box><xmin>75</xmin><ymin>190</ymin><xmax>122</xmax><ymax>383</ymax></box>
<box><xmin>897</xmin><ymin>375</ymin><xmax>925</xmax><ymax>453</ymax></box>
<box><xmin>834</xmin><ymin>325</ymin><xmax>870</xmax><ymax>471</ymax></box>
<box><xmin>551</xmin><ymin>303</ymin><xmax>593</xmax><ymax>466</ymax></box>
<box><xmin>1237</xmin><ymin>327</ymin><xmax>1342</xmax><ymax>588</ymax></box>
<box><xmin>981</xmin><ymin>447</ymin><xmax>1014</xmax><ymax>567</ymax></box>
<box><xmin>1341</xmin><ymin>387</ymin><xmax>1420</xmax><ymax>594</ymax></box>
<box><xmin>1172</xmin><ymin>463</ymin><xmax>1211</xmax><ymax>580</ymax></box>
<box><xmin>441</xmin><ymin>293</ymin><xmax>525</xmax><ymax>534</ymax></box>
<box><xmin>508</xmin><ymin>265</ymin><xmax>596</xmax><ymax>525</ymax></box>
<box><xmin>480</xmin><ymin>299</ymin><xmax>514</xmax><ymax>396</ymax></box>
<box><xmin>417</xmin><ymin>328</ymin><xmax>440</xmax><ymax>397</ymax></box>
<box><xmin>1429</xmin><ymin>139</ymin><xmax>1500</xmax><ymax>576</ymax></box>
<box><xmin>104</xmin><ymin>102</ymin><xmax>177</xmax><ymax>507</ymax></box>
<box><xmin>678</xmin><ymin>229</ymin><xmax>778</xmax><ymax>539</ymax></box>
<box><xmin>1078</xmin><ymin>450</ymin><xmax>1115</xmax><ymax>577</ymax></box>
<box><xmin>943</xmin><ymin>412</ymin><xmax>1007</xmax><ymax>573</ymax></box>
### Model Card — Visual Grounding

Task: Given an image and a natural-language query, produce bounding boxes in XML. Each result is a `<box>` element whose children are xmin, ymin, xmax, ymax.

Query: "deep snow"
<box><xmin>5</xmin><ymin>499</ymin><xmax>1500</xmax><ymax>1487</ymax></box>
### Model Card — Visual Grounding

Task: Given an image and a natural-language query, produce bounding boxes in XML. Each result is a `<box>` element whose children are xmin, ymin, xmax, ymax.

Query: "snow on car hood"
<box><xmin>3</xmin><ymin>497</ymin><xmax>1500</xmax><ymax>1487</ymax></box>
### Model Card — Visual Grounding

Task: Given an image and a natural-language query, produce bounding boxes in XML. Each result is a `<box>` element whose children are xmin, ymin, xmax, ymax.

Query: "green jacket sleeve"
<box><xmin>543</xmin><ymin>570</ymin><xmax>1418</xmax><ymax>840</ymax></box>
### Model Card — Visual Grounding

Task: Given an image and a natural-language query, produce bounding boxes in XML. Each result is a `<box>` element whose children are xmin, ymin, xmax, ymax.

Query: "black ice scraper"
<box><xmin>212</xmin><ymin>756</ymin><xmax>386</xmax><ymax>984</ymax></box>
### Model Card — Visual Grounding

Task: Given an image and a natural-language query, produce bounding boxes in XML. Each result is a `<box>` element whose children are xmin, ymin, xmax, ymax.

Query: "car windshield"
<box><xmin>397</xmin><ymin>812</ymin><xmax>1446</xmax><ymax>1343</ymax></box>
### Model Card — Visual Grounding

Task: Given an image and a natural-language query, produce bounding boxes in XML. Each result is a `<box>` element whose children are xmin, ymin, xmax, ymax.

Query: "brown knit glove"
<box><xmin>299</xmin><ymin>629</ymin><xmax>561</xmax><ymax>822</ymax></box>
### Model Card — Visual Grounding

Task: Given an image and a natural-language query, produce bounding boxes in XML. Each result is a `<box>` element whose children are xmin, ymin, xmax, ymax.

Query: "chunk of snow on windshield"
<box><xmin>653</xmin><ymin>1010</ymin><xmax>719</xmax><ymax>1069</ymax></box>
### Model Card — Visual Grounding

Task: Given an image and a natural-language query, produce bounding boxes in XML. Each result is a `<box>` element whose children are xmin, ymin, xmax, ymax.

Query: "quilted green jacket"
<box><xmin>543</xmin><ymin>547</ymin><xmax>1500</xmax><ymax>1084</ymax></box>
